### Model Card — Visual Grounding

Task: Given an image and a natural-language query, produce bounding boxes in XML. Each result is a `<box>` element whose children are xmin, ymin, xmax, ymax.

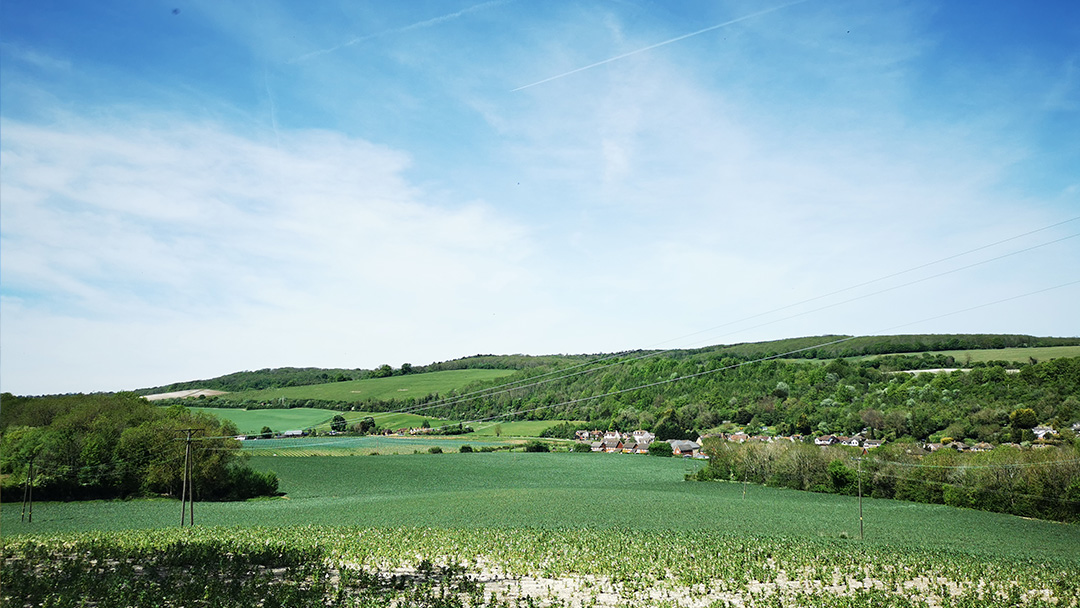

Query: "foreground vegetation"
<box><xmin>4</xmin><ymin>525</ymin><xmax>1078</xmax><ymax>607</ymax></box>
<box><xmin>4</xmin><ymin>452</ymin><xmax>1078</xmax><ymax>605</ymax></box>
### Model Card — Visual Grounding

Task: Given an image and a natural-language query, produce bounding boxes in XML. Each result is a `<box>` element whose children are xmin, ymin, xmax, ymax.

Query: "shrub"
<box><xmin>572</xmin><ymin>442</ymin><xmax>592</xmax><ymax>453</ymax></box>
<box><xmin>524</xmin><ymin>441</ymin><xmax>549</xmax><ymax>453</ymax></box>
<box><xmin>428</xmin><ymin>446</ymin><xmax>443</xmax><ymax>454</ymax></box>
<box><xmin>648</xmin><ymin>442</ymin><xmax>674</xmax><ymax>457</ymax></box>
<box><xmin>459</xmin><ymin>445</ymin><xmax>473</xmax><ymax>453</ymax></box>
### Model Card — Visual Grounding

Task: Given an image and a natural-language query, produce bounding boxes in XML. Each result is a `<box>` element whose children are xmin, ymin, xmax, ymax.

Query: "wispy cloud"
<box><xmin>290</xmin><ymin>0</ymin><xmax>511</xmax><ymax>63</ymax></box>
<box><xmin>1</xmin><ymin>42</ymin><xmax>72</xmax><ymax>71</ymax></box>
<box><xmin>510</xmin><ymin>0</ymin><xmax>811</xmax><ymax>91</ymax></box>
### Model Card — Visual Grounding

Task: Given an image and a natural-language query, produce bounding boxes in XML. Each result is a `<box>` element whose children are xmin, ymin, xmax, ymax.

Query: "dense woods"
<box><xmin>0</xmin><ymin>393</ymin><xmax>277</xmax><ymax>502</ymax></box>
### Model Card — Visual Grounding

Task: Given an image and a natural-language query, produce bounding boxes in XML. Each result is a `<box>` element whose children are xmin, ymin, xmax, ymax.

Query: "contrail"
<box><xmin>291</xmin><ymin>0</ymin><xmax>511</xmax><ymax>64</ymax></box>
<box><xmin>511</xmin><ymin>0</ymin><xmax>811</xmax><ymax>92</ymax></box>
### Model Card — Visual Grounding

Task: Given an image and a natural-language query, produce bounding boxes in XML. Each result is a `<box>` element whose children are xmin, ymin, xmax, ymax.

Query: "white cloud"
<box><xmin>0</xmin><ymin>115</ymin><xmax>541</xmax><ymax>393</ymax></box>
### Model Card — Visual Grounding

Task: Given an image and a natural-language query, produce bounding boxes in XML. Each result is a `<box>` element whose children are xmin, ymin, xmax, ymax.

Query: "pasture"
<box><xmin>187</xmin><ymin>406</ymin><xmax>459</xmax><ymax>435</ymax></box>
<box><xmin>4</xmin><ymin>453</ymin><xmax>1078</xmax><ymax>607</ymax></box>
<box><xmin>214</xmin><ymin>368</ymin><xmax>517</xmax><ymax>403</ymax></box>
<box><xmin>930</xmin><ymin>344</ymin><xmax>1080</xmax><ymax>363</ymax></box>
<box><xmin>4</xmin><ymin>453</ymin><xmax>1078</xmax><ymax>561</ymax></box>
<box><xmin>234</xmin><ymin>435</ymin><xmax>514</xmax><ymax>456</ymax></box>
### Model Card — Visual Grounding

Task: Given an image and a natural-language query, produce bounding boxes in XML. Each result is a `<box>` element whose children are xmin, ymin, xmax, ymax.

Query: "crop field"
<box><xmin>234</xmin><ymin>435</ymin><xmax>515</xmax><ymax>456</ymax></box>
<box><xmin>187</xmin><ymin>407</ymin><xmax>458</xmax><ymax>435</ymax></box>
<box><xmin>4</xmin><ymin>453</ymin><xmax>1078</xmax><ymax>607</ymax></box>
<box><xmin>215</xmin><ymin>369</ymin><xmax>517</xmax><ymax>403</ymax></box>
<box><xmin>469</xmin><ymin>420</ymin><xmax>587</xmax><ymax>437</ymax></box>
<box><xmin>186</xmin><ymin>407</ymin><xmax>343</xmax><ymax>434</ymax></box>
<box><xmin>929</xmin><ymin>345</ymin><xmax>1080</xmax><ymax>363</ymax></box>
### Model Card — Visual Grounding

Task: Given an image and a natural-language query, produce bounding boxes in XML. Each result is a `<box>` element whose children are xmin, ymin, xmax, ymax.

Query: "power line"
<box><xmin>188</xmin><ymin>218</ymin><xmax>1080</xmax><ymax>438</ymax></box>
<box><xmin>340</xmin><ymin>221</ymin><xmax>1080</xmax><ymax>423</ymax></box>
<box><xmin>455</xmin><ymin>279</ymin><xmax>1080</xmax><ymax>427</ymax></box>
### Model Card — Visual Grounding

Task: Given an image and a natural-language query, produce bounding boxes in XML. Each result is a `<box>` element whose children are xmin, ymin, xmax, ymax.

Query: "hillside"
<box><xmin>136</xmin><ymin>335</ymin><xmax>1080</xmax><ymax>448</ymax></box>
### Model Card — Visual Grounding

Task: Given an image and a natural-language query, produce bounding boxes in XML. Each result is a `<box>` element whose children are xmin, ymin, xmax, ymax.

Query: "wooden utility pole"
<box><xmin>178</xmin><ymin>429</ymin><xmax>198</xmax><ymax>527</ymax></box>
<box><xmin>857</xmin><ymin>453</ymin><xmax>865</xmax><ymax>541</ymax></box>
<box><xmin>21</xmin><ymin>456</ymin><xmax>35</xmax><ymax>524</ymax></box>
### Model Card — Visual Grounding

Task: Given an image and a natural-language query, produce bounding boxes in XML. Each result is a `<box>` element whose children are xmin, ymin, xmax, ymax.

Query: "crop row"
<box><xmin>4</xmin><ymin>526</ymin><xmax>1077</xmax><ymax>607</ymax></box>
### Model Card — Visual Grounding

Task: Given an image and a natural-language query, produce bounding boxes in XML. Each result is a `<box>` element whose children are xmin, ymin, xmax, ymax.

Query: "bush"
<box><xmin>572</xmin><ymin>442</ymin><xmax>592</xmax><ymax>453</ymax></box>
<box><xmin>524</xmin><ymin>441</ymin><xmax>550</xmax><ymax>453</ymax></box>
<box><xmin>428</xmin><ymin>446</ymin><xmax>443</xmax><ymax>454</ymax></box>
<box><xmin>648</xmin><ymin>442</ymin><xmax>674</xmax><ymax>457</ymax></box>
<box><xmin>459</xmin><ymin>445</ymin><xmax>473</xmax><ymax>453</ymax></box>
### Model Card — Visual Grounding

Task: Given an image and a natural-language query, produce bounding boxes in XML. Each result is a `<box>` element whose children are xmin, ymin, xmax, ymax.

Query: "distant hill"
<box><xmin>138</xmin><ymin>334</ymin><xmax>1080</xmax><ymax>397</ymax></box>
<box><xmin>132</xmin><ymin>334</ymin><xmax>1080</xmax><ymax>449</ymax></box>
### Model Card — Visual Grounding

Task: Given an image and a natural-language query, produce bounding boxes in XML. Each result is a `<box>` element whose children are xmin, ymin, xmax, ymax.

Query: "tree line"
<box><xmin>690</xmin><ymin>439</ymin><xmax>1080</xmax><ymax>523</ymax></box>
<box><xmin>0</xmin><ymin>393</ymin><xmax>278</xmax><ymax>502</ymax></box>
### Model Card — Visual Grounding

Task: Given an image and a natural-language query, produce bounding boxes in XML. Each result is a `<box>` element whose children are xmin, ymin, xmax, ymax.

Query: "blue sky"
<box><xmin>1</xmin><ymin>0</ymin><xmax>1078</xmax><ymax>395</ymax></box>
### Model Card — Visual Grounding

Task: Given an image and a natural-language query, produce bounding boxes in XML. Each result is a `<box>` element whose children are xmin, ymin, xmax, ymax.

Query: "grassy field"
<box><xmin>187</xmin><ymin>407</ymin><xmax>459</xmax><ymax>435</ymax></box>
<box><xmin>4</xmin><ymin>453</ymin><xmax>1078</xmax><ymax>561</ymax></box>
<box><xmin>930</xmin><ymin>344</ymin><xmax>1080</xmax><ymax>363</ymax></box>
<box><xmin>186</xmin><ymin>406</ymin><xmax>575</xmax><ymax>438</ymax></box>
<box><xmin>233</xmin><ymin>435</ymin><xmax>516</xmax><ymax>456</ymax></box>
<box><xmin>214</xmin><ymin>369</ymin><xmax>517</xmax><ymax>403</ymax></box>
<box><xmin>469</xmin><ymin>419</ymin><xmax>586</xmax><ymax>437</ymax></box>
<box><xmin>5</xmin><ymin>453</ymin><xmax>1078</xmax><ymax>607</ymax></box>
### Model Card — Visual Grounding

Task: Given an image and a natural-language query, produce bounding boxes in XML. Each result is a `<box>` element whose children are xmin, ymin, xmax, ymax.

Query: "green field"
<box><xmin>4</xmin><ymin>453</ymin><xmax>1077</xmax><ymax>561</ymax></box>
<box><xmin>187</xmin><ymin>407</ymin><xmax>460</xmax><ymax>435</ymax></box>
<box><xmin>4</xmin><ymin>453</ymin><xmax>1078</xmax><ymax>607</ymax></box>
<box><xmin>214</xmin><ymin>369</ymin><xmax>517</xmax><ymax>403</ymax></box>
<box><xmin>469</xmin><ymin>419</ymin><xmax>587</xmax><ymax>437</ymax></box>
<box><xmin>234</xmin><ymin>435</ymin><xmax>516</xmax><ymax>455</ymax></box>
<box><xmin>930</xmin><ymin>345</ymin><xmax>1080</xmax><ymax>363</ymax></box>
<box><xmin>186</xmin><ymin>406</ymin><xmax>576</xmax><ymax>438</ymax></box>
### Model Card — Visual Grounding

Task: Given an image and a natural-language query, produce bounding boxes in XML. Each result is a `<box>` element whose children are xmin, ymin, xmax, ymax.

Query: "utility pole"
<box><xmin>21</xmin><ymin>456</ymin><xmax>35</xmax><ymax>524</ymax></box>
<box><xmin>857</xmin><ymin>451</ymin><xmax>865</xmax><ymax>541</ymax></box>
<box><xmin>178</xmin><ymin>429</ymin><xmax>198</xmax><ymax>527</ymax></box>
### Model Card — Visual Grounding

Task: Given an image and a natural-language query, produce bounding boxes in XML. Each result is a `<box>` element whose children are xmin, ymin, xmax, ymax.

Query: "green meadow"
<box><xmin>214</xmin><ymin>368</ymin><xmax>516</xmax><ymax>403</ymax></box>
<box><xmin>4</xmin><ymin>452</ymin><xmax>1078</xmax><ymax>562</ymax></box>
<box><xmin>930</xmin><ymin>344</ymin><xmax>1080</xmax><ymax>363</ymax></box>
<box><xmin>233</xmin><ymin>435</ymin><xmax>515</xmax><ymax>456</ymax></box>
<box><xmin>186</xmin><ymin>407</ymin><xmax>576</xmax><ymax>437</ymax></box>
<box><xmin>6</xmin><ymin>452</ymin><xmax>1078</xmax><ymax>607</ymax></box>
<box><xmin>187</xmin><ymin>407</ymin><xmax>460</xmax><ymax>435</ymax></box>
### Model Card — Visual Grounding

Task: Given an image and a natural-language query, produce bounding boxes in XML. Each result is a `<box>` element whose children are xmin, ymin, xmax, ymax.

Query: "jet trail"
<box><xmin>291</xmin><ymin>0</ymin><xmax>511</xmax><ymax>64</ymax></box>
<box><xmin>511</xmin><ymin>0</ymin><xmax>811</xmax><ymax>92</ymax></box>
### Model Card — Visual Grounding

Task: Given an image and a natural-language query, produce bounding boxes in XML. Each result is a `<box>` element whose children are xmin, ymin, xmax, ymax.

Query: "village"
<box><xmin>568</xmin><ymin>421</ymin><xmax>1078</xmax><ymax>459</ymax></box>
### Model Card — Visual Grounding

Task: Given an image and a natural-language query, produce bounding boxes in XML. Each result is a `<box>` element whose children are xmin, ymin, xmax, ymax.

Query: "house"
<box><xmin>728</xmin><ymin>433</ymin><xmax>749</xmax><ymax>443</ymax></box>
<box><xmin>632</xmin><ymin>430</ymin><xmax>655</xmax><ymax>444</ymax></box>
<box><xmin>632</xmin><ymin>441</ymin><xmax>652</xmax><ymax>454</ymax></box>
<box><xmin>815</xmin><ymin>435</ymin><xmax>838</xmax><ymax>446</ymax></box>
<box><xmin>843</xmin><ymin>434</ymin><xmax>865</xmax><ymax>447</ymax></box>
<box><xmin>575</xmin><ymin>430</ymin><xmax>591</xmax><ymax>441</ymax></box>
<box><xmin>1032</xmin><ymin>425</ymin><xmax>1057</xmax><ymax>439</ymax></box>
<box><xmin>621</xmin><ymin>442</ymin><xmax>638</xmax><ymax>454</ymax></box>
<box><xmin>669</xmin><ymin>439</ymin><xmax>700</xmax><ymax>457</ymax></box>
<box><xmin>602</xmin><ymin>438</ymin><xmax>623</xmax><ymax>453</ymax></box>
<box><xmin>279</xmin><ymin>429</ymin><xmax>304</xmax><ymax>438</ymax></box>
<box><xmin>925</xmin><ymin>442</ymin><xmax>945</xmax><ymax>452</ymax></box>
<box><xmin>971</xmin><ymin>442</ymin><xmax>993</xmax><ymax>452</ymax></box>
<box><xmin>863</xmin><ymin>439</ymin><xmax>884</xmax><ymax>450</ymax></box>
<box><xmin>590</xmin><ymin>441</ymin><xmax>604</xmax><ymax>452</ymax></box>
